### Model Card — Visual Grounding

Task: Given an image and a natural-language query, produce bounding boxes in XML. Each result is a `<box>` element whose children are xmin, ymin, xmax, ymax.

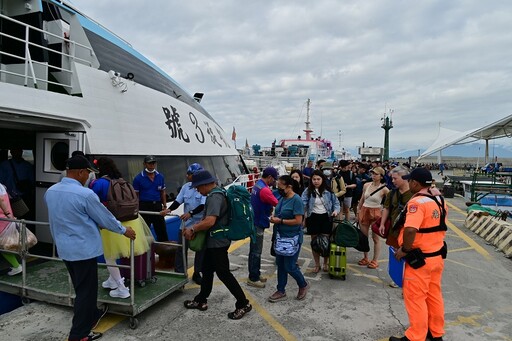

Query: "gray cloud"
<box><xmin>72</xmin><ymin>0</ymin><xmax>512</xmax><ymax>155</ymax></box>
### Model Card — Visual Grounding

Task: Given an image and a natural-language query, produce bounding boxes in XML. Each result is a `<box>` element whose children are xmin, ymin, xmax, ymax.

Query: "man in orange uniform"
<box><xmin>389</xmin><ymin>168</ymin><xmax>447</xmax><ymax>341</ymax></box>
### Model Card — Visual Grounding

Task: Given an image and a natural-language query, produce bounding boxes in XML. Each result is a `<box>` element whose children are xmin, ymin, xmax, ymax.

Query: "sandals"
<box><xmin>322</xmin><ymin>264</ymin><xmax>329</xmax><ymax>272</ymax></box>
<box><xmin>367</xmin><ymin>260</ymin><xmax>379</xmax><ymax>269</ymax></box>
<box><xmin>312</xmin><ymin>266</ymin><xmax>320</xmax><ymax>274</ymax></box>
<box><xmin>228</xmin><ymin>303</ymin><xmax>252</xmax><ymax>320</ymax></box>
<box><xmin>184</xmin><ymin>300</ymin><xmax>208</xmax><ymax>311</ymax></box>
<box><xmin>358</xmin><ymin>258</ymin><xmax>370</xmax><ymax>266</ymax></box>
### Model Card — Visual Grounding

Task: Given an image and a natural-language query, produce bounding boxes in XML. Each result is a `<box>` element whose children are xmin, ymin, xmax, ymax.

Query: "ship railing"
<box><xmin>0</xmin><ymin>215</ymin><xmax>187</xmax><ymax>308</ymax></box>
<box><xmin>0</xmin><ymin>13</ymin><xmax>94</xmax><ymax>91</ymax></box>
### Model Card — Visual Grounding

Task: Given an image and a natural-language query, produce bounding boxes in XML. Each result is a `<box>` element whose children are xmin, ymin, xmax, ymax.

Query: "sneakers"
<box><xmin>297</xmin><ymin>282</ymin><xmax>310</xmax><ymax>300</ymax></box>
<box><xmin>101</xmin><ymin>276</ymin><xmax>118</xmax><ymax>290</ymax></box>
<box><xmin>71</xmin><ymin>331</ymin><xmax>103</xmax><ymax>341</ymax></box>
<box><xmin>268</xmin><ymin>291</ymin><xmax>287</xmax><ymax>302</ymax></box>
<box><xmin>227</xmin><ymin>303</ymin><xmax>252</xmax><ymax>320</ymax></box>
<box><xmin>247</xmin><ymin>279</ymin><xmax>265</xmax><ymax>288</ymax></box>
<box><xmin>7</xmin><ymin>265</ymin><xmax>22</xmax><ymax>276</ymax></box>
<box><xmin>192</xmin><ymin>272</ymin><xmax>202</xmax><ymax>285</ymax></box>
<box><xmin>109</xmin><ymin>278</ymin><xmax>130</xmax><ymax>299</ymax></box>
<box><xmin>258</xmin><ymin>276</ymin><xmax>268</xmax><ymax>283</ymax></box>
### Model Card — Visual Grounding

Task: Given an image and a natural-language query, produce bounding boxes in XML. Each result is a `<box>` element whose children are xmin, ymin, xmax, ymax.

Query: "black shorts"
<box><xmin>306</xmin><ymin>213</ymin><xmax>331</xmax><ymax>235</ymax></box>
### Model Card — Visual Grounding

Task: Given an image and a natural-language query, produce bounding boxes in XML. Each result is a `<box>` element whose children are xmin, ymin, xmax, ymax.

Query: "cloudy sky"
<box><xmin>71</xmin><ymin>0</ymin><xmax>512</xmax><ymax>156</ymax></box>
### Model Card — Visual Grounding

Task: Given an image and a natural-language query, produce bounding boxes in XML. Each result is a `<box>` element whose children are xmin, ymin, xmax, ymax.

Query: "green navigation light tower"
<box><xmin>381</xmin><ymin>109</ymin><xmax>393</xmax><ymax>161</ymax></box>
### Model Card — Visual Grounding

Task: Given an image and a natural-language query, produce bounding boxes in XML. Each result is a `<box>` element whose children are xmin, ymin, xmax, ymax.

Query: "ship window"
<box><xmin>50</xmin><ymin>141</ymin><xmax>69</xmax><ymax>171</ymax></box>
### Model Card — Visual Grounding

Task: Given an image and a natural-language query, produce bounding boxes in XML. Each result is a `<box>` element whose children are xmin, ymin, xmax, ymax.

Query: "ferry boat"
<box><xmin>243</xmin><ymin>99</ymin><xmax>338</xmax><ymax>171</ymax></box>
<box><xmin>0</xmin><ymin>0</ymin><xmax>246</xmax><ymax>244</ymax></box>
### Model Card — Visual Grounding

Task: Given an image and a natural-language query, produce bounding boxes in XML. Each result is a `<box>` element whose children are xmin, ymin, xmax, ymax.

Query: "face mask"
<box><xmin>145</xmin><ymin>168</ymin><xmax>156</xmax><ymax>173</ymax></box>
<box><xmin>278</xmin><ymin>189</ymin><xmax>286</xmax><ymax>197</ymax></box>
<box><xmin>323</xmin><ymin>170</ymin><xmax>332</xmax><ymax>177</ymax></box>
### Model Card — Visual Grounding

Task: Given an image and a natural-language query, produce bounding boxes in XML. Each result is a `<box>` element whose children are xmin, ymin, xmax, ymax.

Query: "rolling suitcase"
<box><xmin>120</xmin><ymin>244</ymin><xmax>157</xmax><ymax>287</ymax></box>
<box><xmin>328</xmin><ymin>243</ymin><xmax>347</xmax><ymax>280</ymax></box>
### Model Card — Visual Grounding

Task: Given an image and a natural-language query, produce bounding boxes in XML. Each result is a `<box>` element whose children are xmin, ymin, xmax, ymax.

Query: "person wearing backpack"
<box><xmin>167</xmin><ymin>163</ymin><xmax>206</xmax><ymax>285</ymax></box>
<box><xmin>301</xmin><ymin>170</ymin><xmax>340</xmax><ymax>273</ymax></box>
<box><xmin>321</xmin><ymin>164</ymin><xmax>346</xmax><ymax>216</ymax></box>
<box><xmin>338</xmin><ymin>160</ymin><xmax>357</xmax><ymax>221</ymax></box>
<box><xmin>182</xmin><ymin>170</ymin><xmax>252</xmax><ymax>320</ymax></box>
<box><xmin>247</xmin><ymin>167</ymin><xmax>278</xmax><ymax>288</ymax></box>
<box><xmin>89</xmin><ymin>157</ymin><xmax>151</xmax><ymax>299</ymax></box>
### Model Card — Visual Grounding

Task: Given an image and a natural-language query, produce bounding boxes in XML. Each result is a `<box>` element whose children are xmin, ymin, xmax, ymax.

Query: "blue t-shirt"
<box><xmin>303</xmin><ymin>167</ymin><xmax>314</xmax><ymax>177</ymax></box>
<box><xmin>133</xmin><ymin>171</ymin><xmax>166</xmax><ymax>202</ymax></box>
<box><xmin>274</xmin><ymin>193</ymin><xmax>304</xmax><ymax>238</ymax></box>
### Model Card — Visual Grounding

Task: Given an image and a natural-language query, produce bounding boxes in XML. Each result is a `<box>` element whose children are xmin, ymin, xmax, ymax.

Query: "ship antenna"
<box><xmin>303</xmin><ymin>98</ymin><xmax>313</xmax><ymax>140</ymax></box>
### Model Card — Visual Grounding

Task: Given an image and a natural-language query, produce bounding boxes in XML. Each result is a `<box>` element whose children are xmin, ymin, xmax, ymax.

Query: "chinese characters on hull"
<box><xmin>162</xmin><ymin>105</ymin><xmax>228</xmax><ymax>148</ymax></box>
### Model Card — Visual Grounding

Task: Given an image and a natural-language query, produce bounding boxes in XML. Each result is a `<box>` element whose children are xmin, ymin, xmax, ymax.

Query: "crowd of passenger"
<box><xmin>0</xmin><ymin>152</ymin><xmax>447</xmax><ymax>341</ymax></box>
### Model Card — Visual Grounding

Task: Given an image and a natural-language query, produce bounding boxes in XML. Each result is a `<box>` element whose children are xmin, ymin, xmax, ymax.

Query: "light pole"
<box><xmin>381</xmin><ymin>109</ymin><xmax>393</xmax><ymax>161</ymax></box>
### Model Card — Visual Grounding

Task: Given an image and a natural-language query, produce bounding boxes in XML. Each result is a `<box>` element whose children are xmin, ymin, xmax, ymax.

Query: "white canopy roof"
<box><xmin>418</xmin><ymin>114</ymin><xmax>512</xmax><ymax>160</ymax></box>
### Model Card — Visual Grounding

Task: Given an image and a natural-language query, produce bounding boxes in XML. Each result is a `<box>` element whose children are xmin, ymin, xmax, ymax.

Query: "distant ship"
<box><xmin>242</xmin><ymin>99</ymin><xmax>346</xmax><ymax>172</ymax></box>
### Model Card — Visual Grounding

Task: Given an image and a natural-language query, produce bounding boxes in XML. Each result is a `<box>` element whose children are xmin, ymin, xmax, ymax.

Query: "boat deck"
<box><xmin>0</xmin><ymin>258</ymin><xmax>188</xmax><ymax>327</ymax></box>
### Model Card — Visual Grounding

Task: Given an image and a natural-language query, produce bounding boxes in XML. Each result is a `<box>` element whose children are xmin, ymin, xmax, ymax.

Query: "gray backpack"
<box><xmin>105</xmin><ymin>176</ymin><xmax>139</xmax><ymax>222</ymax></box>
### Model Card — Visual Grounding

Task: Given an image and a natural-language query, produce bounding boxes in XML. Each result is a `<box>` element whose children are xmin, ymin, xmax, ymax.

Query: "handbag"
<box><xmin>354</xmin><ymin>222</ymin><xmax>370</xmax><ymax>252</ymax></box>
<box><xmin>0</xmin><ymin>221</ymin><xmax>38</xmax><ymax>251</ymax></box>
<box><xmin>9</xmin><ymin>196</ymin><xmax>29</xmax><ymax>218</ymax></box>
<box><xmin>189</xmin><ymin>230</ymin><xmax>206</xmax><ymax>252</ymax></box>
<box><xmin>274</xmin><ymin>232</ymin><xmax>300</xmax><ymax>256</ymax></box>
<box><xmin>371</xmin><ymin>216</ymin><xmax>391</xmax><ymax>238</ymax></box>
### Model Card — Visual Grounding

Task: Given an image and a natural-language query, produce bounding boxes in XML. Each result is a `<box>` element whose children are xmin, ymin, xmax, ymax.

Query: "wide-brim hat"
<box><xmin>191</xmin><ymin>170</ymin><xmax>217</xmax><ymax>187</ymax></box>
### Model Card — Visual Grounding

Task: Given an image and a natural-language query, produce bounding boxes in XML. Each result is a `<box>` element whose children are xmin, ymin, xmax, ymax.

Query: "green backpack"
<box><xmin>333</xmin><ymin>219</ymin><xmax>359</xmax><ymax>247</ymax></box>
<box><xmin>209</xmin><ymin>185</ymin><xmax>256</xmax><ymax>242</ymax></box>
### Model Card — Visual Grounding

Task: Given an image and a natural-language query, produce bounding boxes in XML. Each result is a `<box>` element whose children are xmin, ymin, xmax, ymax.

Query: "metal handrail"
<box><xmin>0</xmin><ymin>12</ymin><xmax>94</xmax><ymax>91</ymax></box>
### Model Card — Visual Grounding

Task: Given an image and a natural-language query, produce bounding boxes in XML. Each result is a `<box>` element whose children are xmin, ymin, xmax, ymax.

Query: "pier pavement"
<box><xmin>1</xmin><ymin>176</ymin><xmax>511</xmax><ymax>340</ymax></box>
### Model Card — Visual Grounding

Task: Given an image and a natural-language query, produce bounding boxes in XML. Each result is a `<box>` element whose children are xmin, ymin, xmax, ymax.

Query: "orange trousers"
<box><xmin>403</xmin><ymin>256</ymin><xmax>445</xmax><ymax>341</ymax></box>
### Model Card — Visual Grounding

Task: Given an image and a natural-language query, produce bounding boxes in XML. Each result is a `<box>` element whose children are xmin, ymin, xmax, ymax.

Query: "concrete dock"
<box><xmin>1</xmin><ymin>176</ymin><xmax>511</xmax><ymax>340</ymax></box>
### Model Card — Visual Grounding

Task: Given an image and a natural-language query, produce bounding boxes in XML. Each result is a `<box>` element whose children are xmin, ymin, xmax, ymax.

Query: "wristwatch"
<box><xmin>189</xmin><ymin>210</ymin><xmax>194</xmax><ymax>216</ymax></box>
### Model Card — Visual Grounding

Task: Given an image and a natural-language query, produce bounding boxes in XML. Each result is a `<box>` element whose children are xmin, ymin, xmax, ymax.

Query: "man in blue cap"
<box><xmin>167</xmin><ymin>163</ymin><xmax>206</xmax><ymax>284</ymax></box>
<box><xmin>182</xmin><ymin>170</ymin><xmax>252</xmax><ymax>320</ymax></box>
<box><xmin>247</xmin><ymin>167</ymin><xmax>278</xmax><ymax>288</ymax></box>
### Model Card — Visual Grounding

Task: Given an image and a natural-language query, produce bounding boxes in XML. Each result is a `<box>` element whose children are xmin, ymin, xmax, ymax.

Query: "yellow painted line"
<box><xmin>346</xmin><ymin>264</ymin><xmax>383</xmax><ymax>284</ymax></box>
<box><xmin>446</xmin><ymin>219</ymin><xmax>491</xmax><ymax>260</ymax></box>
<box><xmin>94</xmin><ymin>314</ymin><xmax>125</xmax><ymax>333</ymax></box>
<box><xmin>449</xmin><ymin>218</ymin><xmax>466</xmax><ymax>222</ymax></box>
<box><xmin>243</xmin><ymin>289</ymin><xmax>298</xmax><ymax>341</ymax></box>
<box><xmin>445</xmin><ymin>258</ymin><xmax>486</xmax><ymax>272</ymax></box>
<box><xmin>446</xmin><ymin>201</ymin><xmax>467</xmax><ymax>215</ymax></box>
<box><xmin>100</xmin><ymin>237</ymin><xmax>253</xmax><ymax>331</ymax></box>
<box><xmin>448</xmin><ymin>246</ymin><xmax>473</xmax><ymax>253</ymax></box>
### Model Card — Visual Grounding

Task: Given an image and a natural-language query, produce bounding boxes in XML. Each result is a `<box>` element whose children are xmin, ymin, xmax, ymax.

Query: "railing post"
<box><xmin>24</xmin><ymin>26</ymin><xmax>29</xmax><ymax>87</ymax></box>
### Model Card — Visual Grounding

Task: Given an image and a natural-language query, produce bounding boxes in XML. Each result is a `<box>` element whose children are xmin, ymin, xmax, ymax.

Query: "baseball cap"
<box><xmin>191</xmin><ymin>170</ymin><xmax>217</xmax><ymax>187</ymax></box>
<box><xmin>187</xmin><ymin>163</ymin><xmax>204</xmax><ymax>174</ymax></box>
<box><xmin>262</xmin><ymin>167</ymin><xmax>279</xmax><ymax>179</ymax></box>
<box><xmin>144</xmin><ymin>155</ymin><xmax>157</xmax><ymax>163</ymax></box>
<box><xmin>321</xmin><ymin>162</ymin><xmax>333</xmax><ymax>169</ymax></box>
<box><xmin>66</xmin><ymin>155</ymin><xmax>99</xmax><ymax>173</ymax></box>
<box><xmin>402</xmin><ymin>167</ymin><xmax>432</xmax><ymax>185</ymax></box>
<box><xmin>370</xmin><ymin>167</ymin><xmax>385</xmax><ymax>176</ymax></box>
